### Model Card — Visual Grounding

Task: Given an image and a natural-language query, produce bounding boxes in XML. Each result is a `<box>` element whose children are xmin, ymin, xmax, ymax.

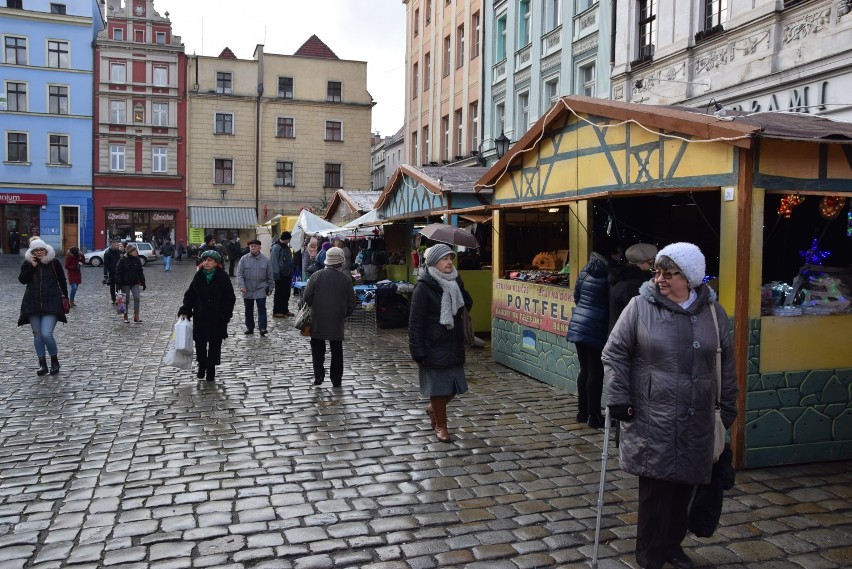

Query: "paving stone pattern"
<box><xmin>0</xmin><ymin>257</ymin><xmax>850</xmax><ymax>568</ymax></box>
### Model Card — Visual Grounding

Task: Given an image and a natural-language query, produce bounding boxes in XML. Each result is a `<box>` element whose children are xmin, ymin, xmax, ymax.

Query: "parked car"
<box><xmin>85</xmin><ymin>242</ymin><xmax>158</xmax><ymax>266</ymax></box>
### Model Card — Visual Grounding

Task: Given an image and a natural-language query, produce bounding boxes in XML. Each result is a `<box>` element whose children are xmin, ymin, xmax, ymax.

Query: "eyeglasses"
<box><xmin>32</xmin><ymin>248</ymin><xmax>46</xmax><ymax>253</ymax></box>
<box><xmin>653</xmin><ymin>269</ymin><xmax>683</xmax><ymax>280</ymax></box>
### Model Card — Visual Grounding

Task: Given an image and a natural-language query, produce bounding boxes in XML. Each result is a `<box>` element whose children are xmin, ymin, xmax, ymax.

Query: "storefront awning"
<box><xmin>189</xmin><ymin>207</ymin><xmax>258</xmax><ymax>229</ymax></box>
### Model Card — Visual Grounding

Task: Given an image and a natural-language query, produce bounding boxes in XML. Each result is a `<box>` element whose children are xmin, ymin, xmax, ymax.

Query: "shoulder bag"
<box><xmin>709</xmin><ymin>303</ymin><xmax>726</xmax><ymax>463</ymax></box>
<box><xmin>51</xmin><ymin>262</ymin><xmax>71</xmax><ymax>314</ymax></box>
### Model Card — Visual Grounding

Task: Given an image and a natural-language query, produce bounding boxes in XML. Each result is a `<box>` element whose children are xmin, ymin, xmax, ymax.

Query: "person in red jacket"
<box><xmin>64</xmin><ymin>246</ymin><xmax>85</xmax><ymax>307</ymax></box>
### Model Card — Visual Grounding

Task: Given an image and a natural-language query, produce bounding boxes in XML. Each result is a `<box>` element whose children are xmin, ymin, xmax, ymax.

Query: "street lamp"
<box><xmin>495</xmin><ymin>131</ymin><xmax>511</xmax><ymax>159</ymax></box>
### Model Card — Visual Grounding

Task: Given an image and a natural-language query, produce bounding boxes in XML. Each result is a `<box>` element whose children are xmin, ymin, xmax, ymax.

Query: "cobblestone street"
<box><xmin>0</xmin><ymin>257</ymin><xmax>850</xmax><ymax>569</ymax></box>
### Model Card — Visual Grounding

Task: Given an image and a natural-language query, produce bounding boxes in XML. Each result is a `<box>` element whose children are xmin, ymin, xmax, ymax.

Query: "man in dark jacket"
<box><xmin>159</xmin><ymin>238</ymin><xmax>175</xmax><ymax>272</ymax></box>
<box><xmin>304</xmin><ymin>247</ymin><xmax>356</xmax><ymax>386</ymax></box>
<box><xmin>608</xmin><ymin>243</ymin><xmax>657</xmax><ymax>331</ymax></box>
<box><xmin>103</xmin><ymin>239</ymin><xmax>122</xmax><ymax>303</ymax></box>
<box><xmin>226</xmin><ymin>237</ymin><xmax>242</xmax><ymax>277</ymax></box>
<box><xmin>270</xmin><ymin>232</ymin><xmax>295</xmax><ymax>317</ymax></box>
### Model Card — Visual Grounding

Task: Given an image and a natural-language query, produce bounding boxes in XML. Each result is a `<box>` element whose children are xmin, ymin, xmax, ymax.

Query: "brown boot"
<box><xmin>431</xmin><ymin>396</ymin><xmax>452</xmax><ymax>443</ymax></box>
<box><xmin>134</xmin><ymin>310</ymin><xmax>141</xmax><ymax>323</ymax></box>
<box><xmin>123</xmin><ymin>312</ymin><xmax>130</xmax><ymax>323</ymax></box>
<box><xmin>426</xmin><ymin>403</ymin><xmax>436</xmax><ymax>430</ymax></box>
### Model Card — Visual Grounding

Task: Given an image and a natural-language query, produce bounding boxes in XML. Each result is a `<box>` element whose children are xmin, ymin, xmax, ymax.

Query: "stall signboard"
<box><xmin>188</xmin><ymin>227</ymin><xmax>205</xmax><ymax>244</ymax></box>
<box><xmin>492</xmin><ymin>279</ymin><xmax>574</xmax><ymax>335</ymax></box>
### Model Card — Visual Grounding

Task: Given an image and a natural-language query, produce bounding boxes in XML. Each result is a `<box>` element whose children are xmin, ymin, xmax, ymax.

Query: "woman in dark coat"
<box><xmin>64</xmin><ymin>246</ymin><xmax>85</xmax><ymax>307</ymax></box>
<box><xmin>408</xmin><ymin>244</ymin><xmax>473</xmax><ymax>443</ymax></box>
<box><xmin>18</xmin><ymin>239</ymin><xmax>68</xmax><ymax>376</ymax></box>
<box><xmin>115</xmin><ymin>243</ymin><xmax>146</xmax><ymax>323</ymax></box>
<box><xmin>177</xmin><ymin>250</ymin><xmax>236</xmax><ymax>382</ymax></box>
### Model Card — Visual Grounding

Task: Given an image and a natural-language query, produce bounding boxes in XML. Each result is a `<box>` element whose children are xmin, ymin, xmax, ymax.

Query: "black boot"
<box><xmin>49</xmin><ymin>355</ymin><xmax>60</xmax><ymax>376</ymax></box>
<box><xmin>37</xmin><ymin>357</ymin><xmax>49</xmax><ymax>376</ymax></box>
<box><xmin>196</xmin><ymin>364</ymin><xmax>206</xmax><ymax>379</ymax></box>
<box><xmin>205</xmin><ymin>365</ymin><xmax>216</xmax><ymax>382</ymax></box>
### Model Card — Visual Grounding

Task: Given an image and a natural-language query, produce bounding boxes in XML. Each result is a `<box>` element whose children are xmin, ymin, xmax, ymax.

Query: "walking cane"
<box><xmin>591</xmin><ymin>406</ymin><xmax>612</xmax><ymax>569</ymax></box>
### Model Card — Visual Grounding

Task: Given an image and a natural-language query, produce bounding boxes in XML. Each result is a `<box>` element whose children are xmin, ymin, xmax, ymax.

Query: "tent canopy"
<box><xmin>343</xmin><ymin>209</ymin><xmax>383</xmax><ymax>229</ymax></box>
<box><xmin>290</xmin><ymin>210</ymin><xmax>342</xmax><ymax>248</ymax></box>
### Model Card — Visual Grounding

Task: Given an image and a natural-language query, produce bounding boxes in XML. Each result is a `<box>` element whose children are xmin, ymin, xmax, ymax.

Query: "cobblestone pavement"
<box><xmin>0</xmin><ymin>256</ymin><xmax>850</xmax><ymax>569</ymax></box>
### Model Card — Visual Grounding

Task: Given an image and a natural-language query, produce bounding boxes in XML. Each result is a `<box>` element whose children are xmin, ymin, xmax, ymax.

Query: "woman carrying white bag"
<box><xmin>177</xmin><ymin>251</ymin><xmax>236</xmax><ymax>382</ymax></box>
<box><xmin>163</xmin><ymin>318</ymin><xmax>194</xmax><ymax>370</ymax></box>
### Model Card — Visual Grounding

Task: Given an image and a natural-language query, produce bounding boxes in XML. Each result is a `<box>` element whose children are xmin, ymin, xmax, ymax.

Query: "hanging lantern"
<box><xmin>818</xmin><ymin>196</ymin><xmax>846</xmax><ymax>220</ymax></box>
<box><xmin>778</xmin><ymin>194</ymin><xmax>804</xmax><ymax>218</ymax></box>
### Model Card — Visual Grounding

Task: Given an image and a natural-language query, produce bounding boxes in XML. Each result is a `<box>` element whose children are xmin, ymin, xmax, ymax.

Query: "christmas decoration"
<box><xmin>778</xmin><ymin>194</ymin><xmax>804</xmax><ymax>218</ymax></box>
<box><xmin>848</xmin><ymin>207</ymin><xmax>852</xmax><ymax>237</ymax></box>
<box><xmin>818</xmin><ymin>196</ymin><xmax>845</xmax><ymax>220</ymax></box>
<box><xmin>799</xmin><ymin>238</ymin><xmax>830</xmax><ymax>265</ymax></box>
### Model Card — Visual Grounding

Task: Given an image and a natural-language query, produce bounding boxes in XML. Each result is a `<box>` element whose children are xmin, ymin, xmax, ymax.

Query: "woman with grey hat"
<box><xmin>115</xmin><ymin>243</ymin><xmax>146</xmax><ymax>324</ymax></box>
<box><xmin>408</xmin><ymin>243</ymin><xmax>473</xmax><ymax>443</ymax></box>
<box><xmin>602</xmin><ymin>242</ymin><xmax>739</xmax><ymax>569</ymax></box>
<box><xmin>304</xmin><ymin>247</ymin><xmax>356</xmax><ymax>386</ymax></box>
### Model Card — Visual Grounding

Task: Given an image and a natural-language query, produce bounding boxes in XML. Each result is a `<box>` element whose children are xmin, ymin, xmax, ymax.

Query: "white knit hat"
<box><xmin>424</xmin><ymin>244</ymin><xmax>455</xmax><ymax>266</ymax></box>
<box><xmin>325</xmin><ymin>247</ymin><xmax>345</xmax><ymax>266</ymax></box>
<box><xmin>28</xmin><ymin>239</ymin><xmax>48</xmax><ymax>252</ymax></box>
<box><xmin>656</xmin><ymin>242</ymin><xmax>706</xmax><ymax>288</ymax></box>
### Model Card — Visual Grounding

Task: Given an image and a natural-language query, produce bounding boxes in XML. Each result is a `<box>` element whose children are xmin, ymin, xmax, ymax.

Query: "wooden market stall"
<box><xmin>476</xmin><ymin>96</ymin><xmax>852</xmax><ymax>468</ymax></box>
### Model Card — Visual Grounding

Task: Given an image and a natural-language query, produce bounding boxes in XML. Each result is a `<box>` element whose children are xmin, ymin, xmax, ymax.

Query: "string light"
<box><xmin>818</xmin><ymin>196</ymin><xmax>846</xmax><ymax>220</ymax></box>
<box><xmin>799</xmin><ymin>238</ymin><xmax>830</xmax><ymax>265</ymax></box>
<box><xmin>778</xmin><ymin>194</ymin><xmax>804</xmax><ymax>218</ymax></box>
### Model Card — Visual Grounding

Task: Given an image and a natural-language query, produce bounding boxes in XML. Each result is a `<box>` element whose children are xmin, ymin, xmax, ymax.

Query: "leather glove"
<box><xmin>608</xmin><ymin>404</ymin><xmax>635</xmax><ymax>422</ymax></box>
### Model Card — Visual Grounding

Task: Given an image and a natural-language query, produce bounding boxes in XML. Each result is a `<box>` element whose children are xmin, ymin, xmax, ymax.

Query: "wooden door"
<box><xmin>62</xmin><ymin>207</ymin><xmax>79</xmax><ymax>252</ymax></box>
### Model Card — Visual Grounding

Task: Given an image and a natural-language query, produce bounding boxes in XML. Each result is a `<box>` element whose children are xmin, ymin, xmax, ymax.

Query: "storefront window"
<box><xmin>106</xmin><ymin>209</ymin><xmax>175</xmax><ymax>248</ymax></box>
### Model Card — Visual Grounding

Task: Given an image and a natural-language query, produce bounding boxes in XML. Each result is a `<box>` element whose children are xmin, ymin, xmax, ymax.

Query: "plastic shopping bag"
<box><xmin>174</xmin><ymin>318</ymin><xmax>193</xmax><ymax>354</ymax></box>
<box><xmin>162</xmin><ymin>339</ymin><xmax>193</xmax><ymax>370</ymax></box>
<box><xmin>115</xmin><ymin>292</ymin><xmax>127</xmax><ymax>314</ymax></box>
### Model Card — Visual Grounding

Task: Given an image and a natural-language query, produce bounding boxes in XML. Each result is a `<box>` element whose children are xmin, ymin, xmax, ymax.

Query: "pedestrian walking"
<box><xmin>407</xmin><ymin>244</ymin><xmax>473</xmax><ymax>443</ymax></box>
<box><xmin>271</xmin><ymin>231</ymin><xmax>295</xmax><ymax>317</ymax></box>
<box><xmin>176</xmin><ymin>239</ymin><xmax>185</xmax><ymax>261</ymax></box>
<box><xmin>303</xmin><ymin>247</ymin><xmax>356</xmax><ymax>387</ymax></box>
<box><xmin>177</xmin><ymin>250</ymin><xmax>236</xmax><ymax>382</ymax></box>
<box><xmin>602</xmin><ymin>242</ymin><xmax>739</xmax><ymax>569</ymax></box>
<box><xmin>608</xmin><ymin>243</ymin><xmax>657</xmax><ymax>331</ymax></box>
<box><xmin>226</xmin><ymin>237</ymin><xmax>243</xmax><ymax>277</ymax></box>
<box><xmin>566</xmin><ymin>235</ymin><xmax>621</xmax><ymax>428</ymax></box>
<box><xmin>18</xmin><ymin>239</ymin><xmax>68</xmax><ymax>376</ymax></box>
<box><xmin>64</xmin><ymin>246</ymin><xmax>85</xmax><ymax>307</ymax></box>
<box><xmin>115</xmin><ymin>243</ymin><xmax>146</xmax><ymax>324</ymax></box>
<box><xmin>159</xmin><ymin>238</ymin><xmax>175</xmax><ymax>272</ymax></box>
<box><xmin>237</xmin><ymin>239</ymin><xmax>274</xmax><ymax>336</ymax></box>
<box><xmin>103</xmin><ymin>239</ymin><xmax>122</xmax><ymax>303</ymax></box>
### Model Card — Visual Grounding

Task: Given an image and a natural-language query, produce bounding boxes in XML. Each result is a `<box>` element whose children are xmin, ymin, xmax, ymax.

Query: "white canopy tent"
<box><xmin>343</xmin><ymin>209</ymin><xmax>383</xmax><ymax>229</ymax></box>
<box><xmin>290</xmin><ymin>210</ymin><xmax>342</xmax><ymax>248</ymax></box>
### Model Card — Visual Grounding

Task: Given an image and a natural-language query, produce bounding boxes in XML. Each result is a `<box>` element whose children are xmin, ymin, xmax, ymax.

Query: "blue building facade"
<box><xmin>0</xmin><ymin>0</ymin><xmax>103</xmax><ymax>254</ymax></box>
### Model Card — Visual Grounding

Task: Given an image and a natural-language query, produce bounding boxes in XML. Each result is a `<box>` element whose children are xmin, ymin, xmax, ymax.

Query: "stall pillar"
<box><xmin>567</xmin><ymin>200</ymin><xmax>592</xmax><ymax>289</ymax></box>
<box><xmin>492</xmin><ymin>209</ymin><xmax>505</xmax><ymax>278</ymax></box>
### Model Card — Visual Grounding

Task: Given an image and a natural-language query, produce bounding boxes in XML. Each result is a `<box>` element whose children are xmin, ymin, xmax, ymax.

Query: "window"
<box><xmin>214</xmin><ymin>159</ymin><xmax>233</xmax><ymax>184</ymax></box>
<box><xmin>215</xmin><ymin>112</ymin><xmax>233</xmax><ymax>134</ymax></box>
<box><xmin>110</xmin><ymin>62</ymin><xmax>126</xmax><ymax>83</ymax></box>
<box><xmin>442</xmin><ymin>115</ymin><xmax>449</xmax><ymax>161</ymax></box>
<box><xmin>456</xmin><ymin>25</ymin><xmax>465</xmax><ymax>68</ymax></box>
<box><xmin>7</xmin><ymin>0</ymin><xmax>23</xmax><ymax>8</ymax></box>
<box><xmin>414</xmin><ymin>8</ymin><xmax>419</xmax><ymax>36</ymax></box>
<box><xmin>152</xmin><ymin>147</ymin><xmax>167</xmax><ymax>173</ymax></box>
<box><xmin>7</xmin><ymin>132</ymin><xmax>28</xmax><ymax>163</ymax></box>
<box><xmin>495</xmin><ymin>101</ymin><xmax>505</xmax><ymax>135</ymax></box>
<box><xmin>704</xmin><ymin>0</ymin><xmax>727</xmax><ymax>30</ymax></box>
<box><xmin>327</xmin><ymin>81</ymin><xmax>342</xmax><ymax>102</ymax></box>
<box><xmin>278</xmin><ymin>76</ymin><xmax>293</xmax><ymax>99</ymax></box>
<box><xmin>496</xmin><ymin>15</ymin><xmax>507</xmax><ymax>61</ymax></box>
<box><xmin>519</xmin><ymin>0</ymin><xmax>531</xmax><ymax>46</ymax></box>
<box><xmin>412</xmin><ymin>130</ymin><xmax>419</xmax><ymax>164</ymax></box>
<box><xmin>4</xmin><ymin>36</ymin><xmax>26</xmax><ymax>65</ymax></box>
<box><xmin>155</xmin><ymin>32</ymin><xmax>166</xmax><ymax>45</ymax></box>
<box><xmin>276</xmin><ymin>117</ymin><xmax>295</xmax><ymax>138</ymax></box>
<box><xmin>216</xmin><ymin>72</ymin><xmax>232</xmax><ymax>94</ymax></box>
<box><xmin>153</xmin><ymin>66</ymin><xmax>167</xmax><ymax>86</ymax></box>
<box><xmin>48</xmin><ymin>40</ymin><xmax>69</xmax><ymax>68</ymax></box>
<box><xmin>545</xmin><ymin>0</ymin><xmax>560</xmax><ymax>31</ymax></box>
<box><xmin>6</xmin><ymin>82</ymin><xmax>26</xmax><ymax>112</ymax></box>
<box><xmin>471</xmin><ymin>12</ymin><xmax>480</xmax><ymax>59</ymax></box>
<box><xmin>577</xmin><ymin>0</ymin><xmax>597</xmax><ymax>11</ymax></box>
<box><xmin>424</xmin><ymin>125</ymin><xmax>430</xmax><ymax>162</ymax></box>
<box><xmin>275</xmin><ymin>161</ymin><xmax>294</xmax><ymax>186</ymax></box>
<box><xmin>424</xmin><ymin>53</ymin><xmax>431</xmax><ymax>91</ymax></box>
<box><xmin>517</xmin><ymin>91</ymin><xmax>529</xmax><ymax>136</ymax></box>
<box><xmin>443</xmin><ymin>35</ymin><xmax>451</xmax><ymax>76</ymax></box>
<box><xmin>109</xmin><ymin>144</ymin><xmax>125</xmax><ymax>171</ymax></box>
<box><xmin>324</xmin><ymin>163</ymin><xmax>342</xmax><ymax>188</ymax></box>
<box><xmin>110</xmin><ymin>100</ymin><xmax>126</xmax><ymax>123</ymax></box>
<box><xmin>579</xmin><ymin>63</ymin><xmax>596</xmax><ymax>97</ymax></box>
<box><xmin>134</xmin><ymin>29</ymin><xmax>144</xmax><ymax>43</ymax></box>
<box><xmin>425</xmin><ymin>0</ymin><xmax>432</xmax><ymax>24</ymax></box>
<box><xmin>412</xmin><ymin>62</ymin><xmax>419</xmax><ymax>98</ymax></box>
<box><xmin>637</xmin><ymin>0</ymin><xmax>657</xmax><ymax>60</ymax></box>
<box><xmin>49</xmin><ymin>135</ymin><xmax>69</xmax><ymax>165</ymax></box>
<box><xmin>152</xmin><ymin>102</ymin><xmax>168</xmax><ymax>126</ymax></box>
<box><xmin>49</xmin><ymin>85</ymin><xmax>68</xmax><ymax>115</ymax></box>
<box><xmin>470</xmin><ymin>101</ymin><xmax>479</xmax><ymax>152</ymax></box>
<box><xmin>455</xmin><ymin>109</ymin><xmax>463</xmax><ymax>157</ymax></box>
<box><xmin>325</xmin><ymin>121</ymin><xmax>342</xmax><ymax>141</ymax></box>
<box><xmin>113</xmin><ymin>28</ymin><xmax>124</xmax><ymax>41</ymax></box>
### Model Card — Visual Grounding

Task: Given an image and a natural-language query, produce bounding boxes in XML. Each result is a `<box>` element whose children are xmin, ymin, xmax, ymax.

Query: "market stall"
<box><xmin>476</xmin><ymin>96</ymin><xmax>852</xmax><ymax>468</ymax></box>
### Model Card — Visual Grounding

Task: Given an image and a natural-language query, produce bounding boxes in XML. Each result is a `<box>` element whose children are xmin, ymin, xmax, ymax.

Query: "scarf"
<box><xmin>426</xmin><ymin>266</ymin><xmax>465</xmax><ymax>328</ymax></box>
<box><xmin>203</xmin><ymin>268</ymin><xmax>216</xmax><ymax>284</ymax></box>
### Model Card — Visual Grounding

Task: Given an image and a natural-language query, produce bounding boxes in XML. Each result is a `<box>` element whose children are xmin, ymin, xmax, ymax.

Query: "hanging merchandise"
<box><xmin>777</xmin><ymin>194</ymin><xmax>804</xmax><ymax>218</ymax></box>
<box><xmin>818</xmin><ymin>196</ymin><xmax>846</xmax><ymax>220</ymax></box>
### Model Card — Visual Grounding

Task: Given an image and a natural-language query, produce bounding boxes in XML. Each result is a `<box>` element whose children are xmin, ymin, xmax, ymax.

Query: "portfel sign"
<box><xmin>492</xmin><ymin>279</ymin><xmax>574</xmax><ymax>334</ymax></box>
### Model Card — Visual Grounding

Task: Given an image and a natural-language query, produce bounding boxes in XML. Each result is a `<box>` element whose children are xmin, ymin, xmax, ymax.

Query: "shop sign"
<box><xmin>152</xmin><ymin>212</ymin><xmax>175</xmax><ymax>222</ymax></box>
<box><xmin>492</xmin><ymin>279</ymin><xmax>574</xmax><ymax>334</ymax></box>
<box><xmin>729</xmin><ymin>79</ymin><xmax>833</xmax><ymax>114</ymax></box>
<box><xmin>189</xmin><ymin>227</ymin><xmax>205</xmax><ymax>243</ymax></box>
<box><xmin>0</xmin><ymin>192</ymin><xmax>47</xmax><ymax>205</ymax></box>
<box><xmin>106</xmin><ymin>211</ymin><xmax>130</xmax><ymax>221</ymax></box>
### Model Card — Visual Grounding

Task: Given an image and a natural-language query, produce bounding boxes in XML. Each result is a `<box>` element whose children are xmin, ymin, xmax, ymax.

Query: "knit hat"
<box><xmin>124</xmin><ymin>243</ymin><xmax>138</xmax><ymax>254</ymax></box>
<box><xmin>325</xmin><ymin>247</ymin><xmax>345</xmax><ymax>266</ymax></box>
<box><xmin>200</xmin><ymin>250</ymin><xmax>222</xmax><ymax>263</ymax></box>
<box><xmin>625</xmin><ymin>243</ymin><xmax>658</xmax><ymax>264</ymax></box>
<box><xmin>205</xmin><ymin>234</ymin><xmax>215</xmax><ymax>244</ymax></box>
<box><xmin>280</xmin><ymin>231</ymin><xmax>292</xmax><ymax>241</ymax></box>
<box><xmin>321</xmin><ymin>241</ymin><xmax>332</xmax><ymax>251</ymax></box>
<box><xmin>424</xmin><ymin>244</ymin><xmax>455</xmax><ymax>267</ymax></box>
<box><xmin>28</xmin><ymin>239</ymin><xmax>48</xmax><ymax>252</ymax></box>
<box><xmin>656</xmin><ymin>242</ymin><xmax>706</xmax><ymax>288</ymax></box>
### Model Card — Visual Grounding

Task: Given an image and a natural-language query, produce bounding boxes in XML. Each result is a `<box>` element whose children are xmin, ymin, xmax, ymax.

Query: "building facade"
<box><xmin>185</xmin><ymin>37</ymin><xmax>372</xmax><ymax>244</ymax></box>
<box><xmin>1</xmin><ymin>0</ymin><xmax>104</xmax><ymax>254</ymax></box>
<box><xmin>610</xmin><ymin>0</ymin><xmax>852</xmax><ymax>121</ymax></box>
<box><xmin>93</xmin><ymin>0</ymin><xmax>186</xmax><ymax>249</ymax></box>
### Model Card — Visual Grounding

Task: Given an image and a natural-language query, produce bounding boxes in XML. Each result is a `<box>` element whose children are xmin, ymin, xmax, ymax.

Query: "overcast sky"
<box><xmin>160</xmin><ymin>0</ymin><xmax>406</xmax><ymax>137</ymax></box>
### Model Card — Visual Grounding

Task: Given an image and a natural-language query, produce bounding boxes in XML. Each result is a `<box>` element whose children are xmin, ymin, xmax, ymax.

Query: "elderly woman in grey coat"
<box><xmin>602</xmin><ymin>242</ymin><xmax>738</xmax><ymax>569</ymax></box>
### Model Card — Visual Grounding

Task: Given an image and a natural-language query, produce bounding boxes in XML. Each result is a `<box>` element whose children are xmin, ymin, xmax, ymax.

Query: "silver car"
<box><xmin>85</xmin><ymin>242</ymin><xmax>158</xmax><ymax>266</ymax></box>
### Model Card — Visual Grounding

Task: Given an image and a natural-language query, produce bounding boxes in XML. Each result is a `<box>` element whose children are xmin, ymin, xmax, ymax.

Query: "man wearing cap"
<box><xmin>270</xmin><ymin>231</ymin><xmax>295</xmax><ymax>317</ymax></box>
<box><xmin>237</xmin><ymin>239</ymin><xmax>274</xmax><ymax>336</ymax></box>
<box><xmin>608</xmin><ymin>242</ymin><xmax>657</xmax><ymax>331</ymax></box>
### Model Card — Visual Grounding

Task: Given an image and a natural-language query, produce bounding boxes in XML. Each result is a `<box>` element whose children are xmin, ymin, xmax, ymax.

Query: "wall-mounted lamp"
<box><xmin>495</xmin><ymin>131</ymin><xmax>511</xmax><ymax>159</ymax></box>
<box><xmin>548</xmin><ymin>207</ymin><xmax>559</xmax><ymax>213</ymax></box>
<box><xmin>220</xmin><ymin>188</ymin><xmax>227</xmax><ymax>200</ymax></box>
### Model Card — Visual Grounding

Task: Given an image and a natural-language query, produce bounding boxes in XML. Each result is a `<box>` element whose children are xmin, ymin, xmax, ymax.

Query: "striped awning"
<box><xmin>188</xmin><ymin>207</ymin><xmax>258</xmax><ymax>229</ymax></box>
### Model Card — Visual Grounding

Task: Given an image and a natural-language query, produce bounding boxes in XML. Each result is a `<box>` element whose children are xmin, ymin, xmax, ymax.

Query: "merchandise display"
<box><xmin>504</xmin><ymin>270</ymin><xmax>571</xmax><ymax>287</ymax></box>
